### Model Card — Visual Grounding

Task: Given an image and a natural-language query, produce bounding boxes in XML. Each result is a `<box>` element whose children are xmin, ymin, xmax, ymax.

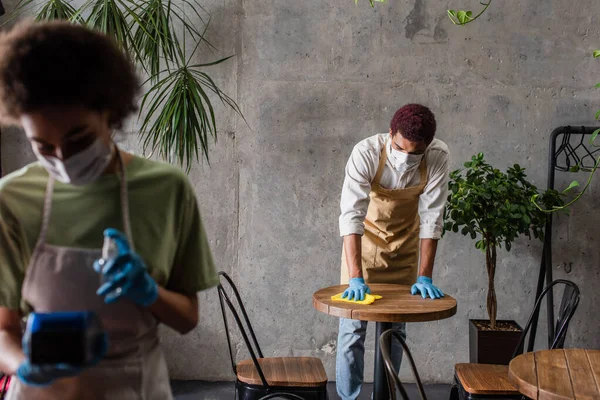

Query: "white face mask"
<box><xmin>389</xmin><ymin>143</ymin><xmax>424</xmax><ymax>174</ymax></box>
<box><xmin>34</xmin><ymin>138</ymin><xmax>115</xmax><ymax>186</ymax></box>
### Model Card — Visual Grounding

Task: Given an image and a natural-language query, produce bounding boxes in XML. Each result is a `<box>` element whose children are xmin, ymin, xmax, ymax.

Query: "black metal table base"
<box><xmin>374</xmin><ymin>321</ymin><xmax>393</xmax><ymax>400</ymax></box>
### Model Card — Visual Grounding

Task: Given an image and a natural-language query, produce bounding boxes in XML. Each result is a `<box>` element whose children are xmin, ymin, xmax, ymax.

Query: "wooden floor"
<box><xmin>171</xmin><ymin>381</ymin><xmax>452</xmax><ymax>400</ymax></box>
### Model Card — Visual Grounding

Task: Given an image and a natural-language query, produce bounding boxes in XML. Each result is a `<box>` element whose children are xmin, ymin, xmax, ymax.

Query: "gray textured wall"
<box><xmin>1</xmin><ymin>0</ymin><xmax>600</xmax><ymax>384</ymax></box>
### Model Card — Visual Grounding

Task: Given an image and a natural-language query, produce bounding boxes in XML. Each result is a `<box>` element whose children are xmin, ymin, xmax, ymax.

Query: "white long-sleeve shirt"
<box><xmin>339</xmin><ymin>133</ymin><xmax>450</xmax><ymax>239</ymax></box>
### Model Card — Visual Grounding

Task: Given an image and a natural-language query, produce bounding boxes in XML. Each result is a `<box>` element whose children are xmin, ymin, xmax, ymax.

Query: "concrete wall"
<box><xmin>1</xmin><ymin>0</ymin><xmax>600</xmax><ymax>384</ymax></box>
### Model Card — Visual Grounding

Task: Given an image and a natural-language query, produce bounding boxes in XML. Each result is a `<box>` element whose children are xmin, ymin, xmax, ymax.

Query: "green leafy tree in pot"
<box><xmin>444</xmin><ymin>153</ymin><xmax>566</xmax><ymax>330</ymax></box>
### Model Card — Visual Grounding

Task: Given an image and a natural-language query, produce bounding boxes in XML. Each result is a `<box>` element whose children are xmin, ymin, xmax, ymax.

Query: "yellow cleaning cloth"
<box><xmin>331</xmin><ymin>293</ymin><xmax>383</xmax><ymax>305</ymax></box>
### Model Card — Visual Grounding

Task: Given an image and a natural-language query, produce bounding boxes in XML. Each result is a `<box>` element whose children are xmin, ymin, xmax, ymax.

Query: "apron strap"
<box><xmin>116</xmin><ymin>150</ymin><xmax>135</xmax><ymax>251</ymax></box>
<box><xmin>372</xmin><ymin>141</ymin><xmax>389</xmax><ymax>186</ymax></box>
<box><xmin>36</xmin><ymin>145</ymin><xmax>135</xmax><ymax>250</ymax></box>
<box><xmin>417</xmin><ymin>156</ymin><xmax>428</xmax><ymax>188</ymax></box>
<box><xmin>37</xmin><ymin>175</ymin><xmax>56</xmax><ymax>245</ymax></box>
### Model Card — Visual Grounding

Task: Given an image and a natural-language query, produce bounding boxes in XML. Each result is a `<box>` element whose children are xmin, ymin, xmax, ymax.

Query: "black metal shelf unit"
<box><xmin>529</xmin><ymin>126</ymin><xmax>600</xmax><ymax>351</ymax></box>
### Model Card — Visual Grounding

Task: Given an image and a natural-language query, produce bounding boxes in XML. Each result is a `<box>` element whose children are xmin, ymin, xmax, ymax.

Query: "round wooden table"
<box><xmin>508</xmin><ymin>349</ymin><xmax>600</xmax><ymax>400</ymax></box>
<box><xmin>313</xmin><ymin>284</ymin><xmax>457</xmax><ymax>400</ymax></box>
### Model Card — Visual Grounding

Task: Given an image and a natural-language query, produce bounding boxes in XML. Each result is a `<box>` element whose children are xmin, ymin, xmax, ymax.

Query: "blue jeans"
<box><xmin>336</xmin><ymin>318</ymin><xmax>407</xmax><ymax>400</ymax></box>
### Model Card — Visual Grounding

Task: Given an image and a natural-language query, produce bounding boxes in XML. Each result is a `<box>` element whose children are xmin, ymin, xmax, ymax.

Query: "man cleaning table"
<box><xmin>336</xmin><ymin>104</ymin><xmax>450</xmax><ymax>400</ymax></box>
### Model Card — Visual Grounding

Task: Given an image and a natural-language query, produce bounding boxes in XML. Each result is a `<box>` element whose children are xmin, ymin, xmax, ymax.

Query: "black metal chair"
<box><xmin>379</xmin><ymin>329</ymin><xmax>427</xmax><ymax>400</ymax></box>
<box><xmin>217</xmin><ymin>272</ymin><xmax>328</xmax><ymax>400</ymax></box>
<box><xmin>450</xmin><ymin>279</ymin><xmax>581</xmax><ymax>400</ymax></box>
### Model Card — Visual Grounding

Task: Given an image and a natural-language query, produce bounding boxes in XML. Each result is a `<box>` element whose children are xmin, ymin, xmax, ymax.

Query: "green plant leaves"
<box><xmin>36</xmin><ymin>0</ymin><xmax>84</xmax><ymax>22</ymax></box>
<box><xmin>562</xmin><ymin>181</ymin><xmax>580</xmax><ymax>193</ymax></box>
<box><xmin>592</xmin><ymin>129</ymin><xmax>600</xmax><ymax>146</ymax></box>
<box><xmin>533</xmin><ymin>156</ymin><xmax>599</xmax><ymax>214</ymax></box>
<box><xmin>593</xmin><ymin>50</ymin><xmax>600</xmax><ymax>58</ymax></box>
<box><xmin>133</xmin><ymin>0</ymin><xmax>179</xmax><ymax>78</ymax></box>
<box><xmin>355</xmin><ymin>0</ymin><xmax>385</xmax><ymax>6</ymax></box>
<box><xmin>139</xmin><ymin>63</ymin><xmax>244</xmax><ymax>171</ymax></box>
<box><xmin>444</xmin><ymin>153</ymin><xmax>565</xmax><ymax>253</ymax></box>
<box><xmin>448</xmin><ymin>9</ymin><xmax>471</xmax><ymax>25</ymax></box>
<box><xmin>457</xmin><ymin>10</ymin><xmax>472</xmax><ymax>24</ymax></box>
<box><xmin>2</xmin><ymin>0</ymin><xmax>82</xmax><ymax>26</ymax></box>
<box><xmin>131</xmin><ymin>0</ymin><xmax>215</xmax><ymax>79</ymax></box>
<box><xmin>448</xmin><ymin>1</ymin><xmax>491</xmax><ymax>25</ymax></box>
<box><xmin>78</xmin><ymin>0</ymin><xmax>140</xmax><ymax>58</ymax></box>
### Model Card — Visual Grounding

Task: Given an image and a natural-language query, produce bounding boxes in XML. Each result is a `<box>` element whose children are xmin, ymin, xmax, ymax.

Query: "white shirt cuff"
<box><xmin>340</xmin><ymin>221</ymin><xmax>365</xmax><ymax>237</ymax></box>
<box><xmin>419</xmin><ymin>224</ymin><xmax>442</xmax><ymax>240</ymax></box>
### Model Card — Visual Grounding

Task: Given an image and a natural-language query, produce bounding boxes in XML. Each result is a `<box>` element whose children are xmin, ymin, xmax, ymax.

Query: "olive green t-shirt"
<box><xmin>0</xmin><ymin>155</ymin><xmax>218</xmax><ymax>311</ymax></box>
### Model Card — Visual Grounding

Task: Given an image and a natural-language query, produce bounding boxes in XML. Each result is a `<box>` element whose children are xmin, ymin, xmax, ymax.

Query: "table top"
<box><xmin>508</xmin><ymin>349</ymin><xmax>600</xmax><ymax>400</ymax></box>
<box><xmin>312</xmin><ymin>284</ymin><xmax>457</xmax><ymax>323</ymax></box>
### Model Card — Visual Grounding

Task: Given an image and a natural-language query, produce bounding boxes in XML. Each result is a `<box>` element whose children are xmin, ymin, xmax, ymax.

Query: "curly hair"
<box><xmin>0</xmin><ymin>20</ymin><xmax>140</xmax><ymax>128</ymax></box>
<box><xmin>390</xmin><ymin>104</ymin><xmax>436</xmax><ymax>144</ymax></box>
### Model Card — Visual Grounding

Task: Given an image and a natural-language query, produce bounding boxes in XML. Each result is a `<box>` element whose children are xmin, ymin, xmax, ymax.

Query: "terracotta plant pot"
<box><xmin>469</xmin><ymin>319</ymin><xmax>523</xmax><ymax>365</ymax></box>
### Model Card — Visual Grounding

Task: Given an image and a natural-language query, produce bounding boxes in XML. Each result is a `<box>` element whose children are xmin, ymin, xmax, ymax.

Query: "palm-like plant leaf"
<box><xmin>1</xmin><ymin>0</ymin><xmax>53</xmax><ymax>26</ymax></box>
<box><xmin>36</xmin><ymin>0</ymin><xmax>84</xmax><ymax>22</ymax></box>
<box><xmin>132</xmin><ymin>0</ymin><xmax>215</xmax><ymax>80</ymax></box>
<box><xmin>132</xmin><ymin>0</ymin><xmax>177</xmax><ymax>78</ymax></box>
<box><xmin>76</xmin><ymin>0</ymin><xmax>141</xmax><ymax>60</ymax></box>
<box><xmin>139</xmin><ymin>61</ymin><xmax>242</xmax><ymax>170</ymax></box>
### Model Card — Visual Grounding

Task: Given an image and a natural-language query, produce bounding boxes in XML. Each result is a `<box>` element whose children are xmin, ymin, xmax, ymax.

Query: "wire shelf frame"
<box><xmin>554</xmin><ymin>128</ymin><xmax>600</xmax><ymax>173</ymax></box>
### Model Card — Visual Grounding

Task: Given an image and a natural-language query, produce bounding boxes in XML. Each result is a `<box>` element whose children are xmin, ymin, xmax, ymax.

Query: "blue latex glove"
<box><xmin>411</xmin><ymin>276</ymin><xmax>444</xmax><ymax>299</ymax></box>
<box><xmin>17</xmin><ymin>333</ymin><xmax>107</xmax><ymax>387</ymax></box>
<box><xmin>342</xmin><ymin>278</ymin><xmax>371</xmax><ymax>301</ymax></box>
<box><xmin>95</xmin><ymin>229</ymin><xmax>158</xmax><ymax>307</ymax></box>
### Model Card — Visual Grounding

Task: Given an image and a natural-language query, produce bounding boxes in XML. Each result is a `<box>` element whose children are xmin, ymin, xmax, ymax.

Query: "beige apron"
<box><xmin>341</xmin><ymin>144</ymin><xmax>428</xmax><ymax>285</ymax></box>
<box><xmin>7</xmin><ymin>151</ymin><xmax>173</xmax><ymax>400</ymax></box>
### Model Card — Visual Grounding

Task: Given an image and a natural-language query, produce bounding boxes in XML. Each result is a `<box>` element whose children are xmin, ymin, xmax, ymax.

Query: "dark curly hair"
<box><xmin>390</xmin><ymin>104</ymin><xmax>436</xmax><ymax>144</ymax></box>
<box><xmin>0</xmin><ymin>20</ymin><xmax>140</xmax><ymax>128</ymax></box>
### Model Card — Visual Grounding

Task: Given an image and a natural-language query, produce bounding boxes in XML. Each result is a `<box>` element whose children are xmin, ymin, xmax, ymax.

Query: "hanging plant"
<box><xmin>4</xmin><ymin>0</ymin><xmax>244</xmax><ymax>171</ymax></box>
<box><xmin>354</xmin><ymin>0</ymin><xmax>385</xmax><ymax>7</ymax></box>
<box><xmin>447</xmin><ymin>0</ymin><xmax>492</xmax><ymax>26</ymax></box>
<box><xmin>532</xmin><ymin>50</ymin><xmax>600</xmax><ymax>212</ymax></box>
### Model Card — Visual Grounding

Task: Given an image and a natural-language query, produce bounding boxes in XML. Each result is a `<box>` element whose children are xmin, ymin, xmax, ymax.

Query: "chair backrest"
<box><xmin>217</xmin><ymin>272</ymin><xmax>269</xmax><ymax>388</ymax></box>
<box><xmin>379</xmin><ymin>329</ymin><xmax>427</xmax><ymax>400</ymax></box>
<box><xmin>258</xmin><ymin>394</ymin><xmax>306</xmax><ymax>400</ymax></box>
<box><xmin>513</xmin><ymin>279</ymin><xmax>580</xmax><ymax>358</ymax></box>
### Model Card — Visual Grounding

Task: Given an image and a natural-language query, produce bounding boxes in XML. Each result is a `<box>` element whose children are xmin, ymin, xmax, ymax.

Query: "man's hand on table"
<box><xmin>342</xmin><ymin>278</ymin><xmax>371</xmax><ymax>301</ymax></box>
<box><xmin>411</xmin><ymin>276</ymin><xmax>444</xmax><ymax>299</ymax></box>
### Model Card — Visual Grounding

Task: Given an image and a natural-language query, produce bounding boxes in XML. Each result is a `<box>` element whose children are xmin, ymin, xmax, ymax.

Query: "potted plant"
<box><xmin>444</xmin><ymin>153</ymin><xmax>566</xmax><ymax>365</ymax></box>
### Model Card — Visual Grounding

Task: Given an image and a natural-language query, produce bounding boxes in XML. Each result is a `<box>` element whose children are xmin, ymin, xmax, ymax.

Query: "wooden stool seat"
<box><xmin>455</xmin><ymin>363</ymin><xmax>520</xmax><ymax>395</ymax></box>
<box><xmin>236</xmin><ymin>357</ymin><xmax>328</xmax><ymax>387</ymax></box>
